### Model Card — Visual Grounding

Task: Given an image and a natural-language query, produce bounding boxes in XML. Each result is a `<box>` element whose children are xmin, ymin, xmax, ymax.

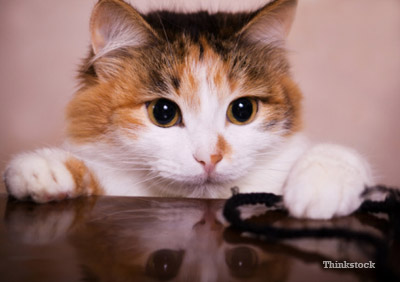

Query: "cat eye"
<box><xmin>147</xmin><ymin>99</ymin><xmax>181</xmax><ymax>128</ymax></box>
<box><xmin>225</xmin><ymin>246</ymin><xmax>258</xmax><ymax>278</ymax></box>
<box><xmin>227</xmin><ymin>97</ymin><xmax>258</xmax><ymax>125</ymax></box>
<box><xmin>146</xmin><ymin>249</ymin><xmax>184</xmax><ymax>280</ymax></box>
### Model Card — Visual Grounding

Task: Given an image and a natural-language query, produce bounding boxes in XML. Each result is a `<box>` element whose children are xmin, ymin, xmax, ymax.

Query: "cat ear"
<box><xmin>90</xmin><ymin>0</ymin><xmax>158</xmax><ymax>57</ymax></box>
<box><xmin>238</xmin><ymin>0</ymin><xmax>297</xmax><ymax>45</ymax></box>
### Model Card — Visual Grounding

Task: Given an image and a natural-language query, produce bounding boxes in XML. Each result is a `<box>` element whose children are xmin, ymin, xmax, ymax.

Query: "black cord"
<box><xmin>222</xmin><ymin>185</ymin><xmax>400</xmax><ymax>282</ymax></box>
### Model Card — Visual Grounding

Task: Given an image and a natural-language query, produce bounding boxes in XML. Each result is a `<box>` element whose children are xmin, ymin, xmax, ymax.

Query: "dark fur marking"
<box><xmin>143</xmin><ymin>10</ymin><xmax>258</xmax><ymax>55</ymax></box>
<box><xmin>171</xmin><ymin>76</ymin><xmax>180</xmax><ymax>90</ymax></box>
<box><xmin>264</xmin><ymin>119</ymin><xmax>278</xmax><ymax>130</ymax></box>
<box><xmin>199</xmin><ymin>42</ymin><xmax>204</xmax><ymax>60</ymax></box>
<box><xmin>282</xmin><ymin>87</ymin><xmax>294</xmax><ymax>130</ymax></box>
<box><xmin>149</xmin><ymin>69</ymin><xmax>168</xmax><ymax>93</ymax></box>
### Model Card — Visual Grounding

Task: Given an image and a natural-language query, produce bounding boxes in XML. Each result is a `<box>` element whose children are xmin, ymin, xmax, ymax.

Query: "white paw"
<box><xmin>283</xmin><ymin>144</ymin><xmax>373</xmax><ymax>219</ymax></box>
<box><xmin>4</xmin><ymin>149</ymin><xmax>76</xmax><ymax>203</ymax></box>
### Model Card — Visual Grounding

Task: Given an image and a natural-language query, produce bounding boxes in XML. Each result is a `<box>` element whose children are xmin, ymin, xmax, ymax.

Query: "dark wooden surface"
<box><xmin>0</xmin><ymin>194</ymin><xmax>398</xmax><ymax>282</ymax></box>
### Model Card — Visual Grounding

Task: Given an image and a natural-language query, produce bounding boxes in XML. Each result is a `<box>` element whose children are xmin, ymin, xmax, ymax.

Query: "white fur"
<box><xmin>283</xmin><ymin>144</ymin><xmax>373</xmax><ymax>219</ymax></box>
<box><xmin>235</xmin><ymin>133</ymin><xmax>309</xmax><ymax>195</ymax></box>
<box><xmin>91</xmin><ymin>19</ymin><xmax>149</xmax><ymax>64</ymax></box>
<box><xmin>4</xmin><ymin>148</ymin><xmax>76</xmax><ymax>203</ymax></box>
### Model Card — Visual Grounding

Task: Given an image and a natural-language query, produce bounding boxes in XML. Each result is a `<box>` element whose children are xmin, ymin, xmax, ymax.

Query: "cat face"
<box><xmin>66</xmin><ymin>0</ymin><xmax>301</xmax><ymax>197</ymax></box>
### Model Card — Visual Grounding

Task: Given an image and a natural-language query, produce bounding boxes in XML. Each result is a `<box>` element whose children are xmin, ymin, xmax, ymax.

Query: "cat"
<box><xmin>3</xmin><ymin>0</ymin><xmax>374</xmax><ymax>219</ymax></box>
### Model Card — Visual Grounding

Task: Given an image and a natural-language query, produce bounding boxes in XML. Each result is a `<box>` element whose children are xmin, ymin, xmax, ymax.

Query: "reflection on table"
<box><xmin>1</xmin><ymin>195</ymin><xmax>398</xmax><ymax>282</ymax></box>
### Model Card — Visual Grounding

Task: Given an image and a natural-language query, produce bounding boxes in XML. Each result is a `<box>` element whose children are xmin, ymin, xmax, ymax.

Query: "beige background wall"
<box><xmin>0</xmin><ymin>0</ymin><xmax>399</xmax><ymax>193</ymax></box>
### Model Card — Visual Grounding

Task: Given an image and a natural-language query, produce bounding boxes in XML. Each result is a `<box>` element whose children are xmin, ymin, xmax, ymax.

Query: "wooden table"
<box><xmin>0</xmin><ymin>194</ymin><xmax>398</xmax><ymax>282</ymax></box>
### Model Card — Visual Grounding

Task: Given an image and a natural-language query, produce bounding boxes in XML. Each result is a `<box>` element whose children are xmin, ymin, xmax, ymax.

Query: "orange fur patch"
<box><xmin>176</xmin><ymin>59</ymin><xmax>200</xmax><ymax>111</ymax></box>
<box><xmin>66</xmin><ymin>75</ymin><xmax>150</xmax><ymax>143</ymax></box>
<box><xmin>213</xmin><ymin>71</ymin><xmax>223</xmax><ymax>89</ymax></box>
<box><xmin>216</xmin><ymin>134</ymin><xmax>232</xmax><ymax>159</ymax></box>
<box><xmin>65</xmin><ymin>157</ymin><xmax>103</xmax><ymax>196</ymax></box>
<box><xmin>210</xmin><ymin>154</ymin><xmax>223</xmax><ymax>165</ymax></box>
<box><xmin>170</xmin><ymin>39</ymin><xmax>236</xmax><ymax>112</ymax></box>
<box><xmin>66</xmin><ymin>85</ymin><xmax>113</xmax><ymax>143</ymax></box>
<box><xmin>199</xmin><ymin>40</ymin><xmax>234</xmax><ymax>101</ymax></box>
<box><xmin>281</xmin><ymin>76</ymin><xmax>303</xmax><ymax>134</ymax></box>
<box><xmin>112</xmin><ymin>106</ymin><xmax>146</xmax><ymax>139</ymax></box>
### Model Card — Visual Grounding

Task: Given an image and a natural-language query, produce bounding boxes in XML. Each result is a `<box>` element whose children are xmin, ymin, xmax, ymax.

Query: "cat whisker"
<box><xmin>130</xmin><ymin>173</ymin><xmax>161</xmax><ymax>186</ymax></box>
<box><xmin>252</xmin><ymin>166</ymin><xmax>289</xmax><ymax>173</ymax></box>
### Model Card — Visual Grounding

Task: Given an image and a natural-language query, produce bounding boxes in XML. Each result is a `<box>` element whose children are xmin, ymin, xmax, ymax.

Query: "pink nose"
<box><xmin>194</xmin><ymin>154</ymin><xmax>223</xmax><ymax>173</ymax></box>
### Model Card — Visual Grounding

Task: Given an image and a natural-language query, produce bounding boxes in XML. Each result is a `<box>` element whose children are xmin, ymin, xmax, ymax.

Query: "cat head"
<box><xmin>66</xmin><ymin>0</ymin><xmax>302</xmax><ymax>197</ymax></box>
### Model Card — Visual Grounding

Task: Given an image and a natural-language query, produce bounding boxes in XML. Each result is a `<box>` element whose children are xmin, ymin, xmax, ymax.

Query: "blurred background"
<box><xmin>0</xmin><ymin>0</ymin><xmax>399</xmax><ymax>193</ymax></box>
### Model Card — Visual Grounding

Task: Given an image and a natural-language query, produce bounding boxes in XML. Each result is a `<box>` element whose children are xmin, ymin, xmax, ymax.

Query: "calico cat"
<box><xmin>3</xmin><ymin>0</ymin><xmax>373</xmax><ymax>219</ymax></box>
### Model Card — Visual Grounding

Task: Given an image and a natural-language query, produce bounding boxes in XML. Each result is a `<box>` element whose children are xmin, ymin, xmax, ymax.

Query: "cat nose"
<box><xmin>194</xmin><ymin>154</ymin><xmax>223</xmax><ymax>173</ymax></box>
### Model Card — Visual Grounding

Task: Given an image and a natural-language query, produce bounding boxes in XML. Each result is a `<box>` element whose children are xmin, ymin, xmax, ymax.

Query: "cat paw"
<box><xmin>4</xmin><ymin>149</ymin><xmax>76</xmax><ymax>203</ymax></box>
<box><xmin>283</xmin><ymin>144</ymin><xmax>373</xmax><ymax>219</ymax></box>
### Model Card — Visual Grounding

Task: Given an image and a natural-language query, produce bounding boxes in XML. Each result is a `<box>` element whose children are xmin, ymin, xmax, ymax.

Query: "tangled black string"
<box><xmin>223</xmin><ymin>185</ymin><xmax>400</xmax><ymax>282</ymax></box>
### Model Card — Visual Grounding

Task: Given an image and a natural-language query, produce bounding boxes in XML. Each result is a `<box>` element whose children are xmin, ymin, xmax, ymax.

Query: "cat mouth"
<box><xmin>161</xmin><ymin>169</ymin><xmax>231</xmax><ymax>187</ymax></box>
<box><xmin>195</xmin><ymin>172</ymin><xmax>226</xmax><ymax>186</ymax></box>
